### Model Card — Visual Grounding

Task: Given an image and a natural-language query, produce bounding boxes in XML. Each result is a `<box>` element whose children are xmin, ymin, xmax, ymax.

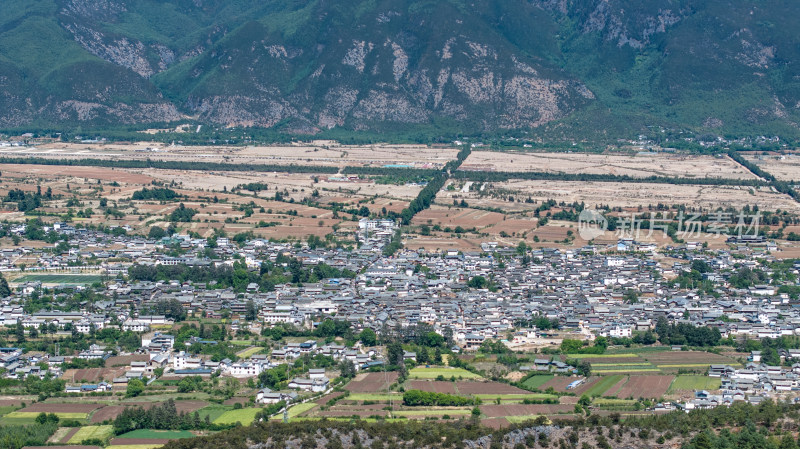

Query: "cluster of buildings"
<box><xmin>2</xmin><ymin>216</ymin><xmax>800</xmax><ymax>410</ymax></box>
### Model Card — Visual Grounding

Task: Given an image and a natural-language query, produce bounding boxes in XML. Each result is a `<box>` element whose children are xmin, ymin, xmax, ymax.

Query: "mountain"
<box><xmin>1</xmin><ymin>0</ymin><xmax>799</xmax><ymax>139</ymax></box>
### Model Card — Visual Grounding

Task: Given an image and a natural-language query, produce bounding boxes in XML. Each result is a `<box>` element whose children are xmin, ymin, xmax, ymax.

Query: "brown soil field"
<box><xmin>615</xmin><ymin>375</ymin><xmax>675</xmax><ymax>399</ymax></box>
<box><xmin>462</xmin><ymin>151</ymin><xmax>757</xmax><ymax>180</ymax></box>
<box><xmin>456</xmin><ymin>382</ymin><xmax>529</xmax><ymax>395</ymax></box>
<box><xmin>481</xmin><ymin>404</ymin><xmax>572</xmax><ymax>418</ymax></box>
<box><xmin>89</xmin><ymin>406</ymin><xmax>126</xmax><ymax>423</ymax></box>
<box><xmin>481</xmin><ymin>418</ymin><xmax>511</xmax><ymax>429</ymax></box>
<box><xmin>105</xmin><ymin>354</ymin><xmax>149</xmax><ymax>367</ymax></box>
<box><xmin>0</xmin><ymin>399</ymin><xmax>25</xmax><ymax>406</ymax></box>
<box><xmin>344</xmin><ymin>372</ymin><xmax>399</xmax><ymax>393</ymax></box>
<box><xmin>62</xmin><ymin>367</ymin><xmax>126</xmax><ymax>383</ymax></box>
<box><xmin>583</xmin><ymin>357</ymin><xmax>647</xmax><ymax>364</ymax></box>
<box><xmin>21</xmin><ymin>403</ymin><xmax>104</xmax><ymax>413</ymax></box>
<box><xmin>409</xmin><ymin>381</ymin><xmax>457</xmax><ymax>394</ymax></box>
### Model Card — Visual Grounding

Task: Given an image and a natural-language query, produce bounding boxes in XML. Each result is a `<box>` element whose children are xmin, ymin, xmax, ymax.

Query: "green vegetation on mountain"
<box><xmin>0</xmin><ymin>0</ymin><xmax>799</xmax><ymax>141</ymax></box>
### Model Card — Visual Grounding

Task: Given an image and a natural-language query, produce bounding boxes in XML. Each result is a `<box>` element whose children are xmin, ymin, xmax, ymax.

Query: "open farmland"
<box><xmin>344</xmin><ymin>372</ymin><xmax>399</xmax><ymax>393</ymax></box>
<box><xmin>213</xmin><ymin>407</ymin><xmax>262</xmax><ymax>425</ymax></box>
<box><xmin>520</xmin><ymin>375</ymin><xmax>554</xmax><ymax>390</ymax></box>
<box><xmin>582</xmin><ymin>375</ymin><xmax>626</xmax><ymax>397</ymax></box>
<box><xmin>668</xmin><ymin>375</ymin><xmax>723</xmax><ymax>393</ymax></box>
<box><xmin>461</xmin><ymin>151</ymin><xmax>758</xmax><ymax>180</ymax></box>
<box><xmin>11</xmin><ymin>274</ymin><xmax>103</xmax><ymax>286</ymax></box>
<box><xmin>455</xmin><ymin>180</ymin><xmax>800</xmax><ymax>213</ymax></box>
<box><xmin>68</xmin><ymin>426</ymin><xmax>114</xmax><ymax>444</ymax></box>
<box><xmin>614</xmin><ymin>375</ymin><xmax>675</xmax><ymax>399</ymax></box>
<box><xmin>480</xmin><ymin>404</ymin><xmax>573</xmax><ymax>418</ymax></box>
<box><xmin>408</xmin><ymin>367</ymin><xmax>482</xmax><ymax>379</ymax></box>
<box><xmin>744</xmin><ymin>154</ymin><xmax>800</xmax><ymax>182</ymax></box>
<box><xmin>5</xmin><ymin>142</ymin><xmax>458</xmax><ymax>169</ymax></box>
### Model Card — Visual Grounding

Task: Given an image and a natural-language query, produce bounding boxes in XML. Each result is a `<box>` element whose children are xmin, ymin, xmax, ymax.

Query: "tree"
<box><xmin>387</xmin><ymin>342</ymin><xmax>404</xmax><ymax>366</ymax></box>
<box><xmin>245</xmin><ymin>300</ymin><xmax>258</xmax><ymax>321</ymax></box>
<box><xmin>148</xmin><ymin>226</ymin><xmax>166</xmax><ymax>239</ymax></box>
<box><xmin>468</xmin><ymin>276</ymin><xmax>488</xmax><ymax>289</ymax></box>
<box><xmin>126</xmin><ymin>379</ymin><xmax>144</xmax><ymax>398</ymax></box>
<box><xmin>0</xmin><ymin>273</ymin><xmax>11</xmax><ymax>297</ymax></box>
<box><xmin>359</xmin><ymin>328</ymin><xmax>377</xmax><ymax>346</ymax></box>
<box><xmin>15</xmin><ymin>321</ymin><xmax>25</xmax><ymax>343</ymax></box>
<box><xmin>339</xmin><ymin>360</ymin><xmax>356</xmax><ymax>379</ymax></box>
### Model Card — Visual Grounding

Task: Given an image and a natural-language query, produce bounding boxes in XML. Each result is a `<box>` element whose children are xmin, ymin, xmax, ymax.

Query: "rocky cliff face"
<box><xmin>0</xmin><ymin>0</ymin><xmax>799</xmax><ymax>136</ymax></box>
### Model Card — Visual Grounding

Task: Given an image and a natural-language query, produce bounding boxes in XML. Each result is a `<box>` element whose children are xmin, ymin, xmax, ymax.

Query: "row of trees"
<box><xmin>397</xmin><ymin>146</ymin><xmax>471</xmax><ymax>224</ymax></box>
<box><xmin>402</xmin><ymin>389</ymin><xmax>479</xmax><ymax>407</ymax></box>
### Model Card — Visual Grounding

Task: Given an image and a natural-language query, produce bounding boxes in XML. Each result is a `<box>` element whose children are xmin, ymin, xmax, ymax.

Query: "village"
<box><xmin>0</xmin><ymin>213</ymin><xmax>799</xmax><ymax>432</ymax></box>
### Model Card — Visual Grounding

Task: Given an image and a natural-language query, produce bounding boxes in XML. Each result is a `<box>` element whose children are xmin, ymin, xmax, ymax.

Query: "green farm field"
<box><xmin>408</xmin><ymin>367</ymin><xmax>482</xmax><ymax>379</ymax></box>
<box><xmin>69</xmin><ymin>425</ymin><xmax>115</xmax><ymax>443</ymax></box>
<box><xmin>668</xmin><ymin>376</ymin><xmax>722</xmax><ymax>393</ymax></box>
<box><xmin>583</xmin><ymin>375</ymin><xmax>625</xmax><ymax>397</ymax></box>
<box><xmin>117</xmin><ymin>429</ymin><xmax>195</xmax><ymax>439</ymax></box>
<box><xmin>213</xmin><ymin>407</ymin><xmax>261</xmax><ymax>425</ymax></box>
<box><xmin>520</xmin><ymin>375</ymin><xmax>553</xmax><ymax>389</ymax></box>
<box><xmin>13</xmin><ymin>274</ymin><xmax>103</xmax><ymax>285</ymax></box>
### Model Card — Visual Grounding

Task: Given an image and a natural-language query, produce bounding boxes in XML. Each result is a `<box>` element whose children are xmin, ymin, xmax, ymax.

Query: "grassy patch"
<box><xmin>567</xmin><ymin>353</ymin><xmax>638</xmax><ymax>359</ymax></box>
<box><xmin>107</xmin><ymin>445</ymin><xmax>164</xmax><ymax>449</ymax></box>
<box><xmin>69</xmin><ymin>425</ymin><xmax>114</xmax><ymax>444</ymax></box>
<box><xmin>668</xmin><ymin>376</ymin><xmax>722</xmax><ymax>393</ymax></box>
<box><xmin>520</xmin><ymin>375</ymin><xmax>553</xmax><ymax>389</ymax></box>
<box><xmin>287</xmin><ymin>402</ymin><xmax>317</xmax><ymax>418</ymax></box>
<box><xmin>197</xmin><ymin>404</ymin><xmax>233</xmax><ymax>422</ymax></box>
<box><xmin>408</xmin><ymin>367</ymin><xmax>482</xmax><ymax>379</ymax></box>
<box><xmin>213</xmin><ymin>407</ymin><xmax>261</xmax><ymax>425</ymax></box>
<box><xmin>13</xmin><ymin>274</ymin><xmax>102</xmax><ymax>285</ymax></box>
<box><xmin>590</xmin><ymin>363</ymin><xmax>653</xmax><ymax>367</ymax></box>
<box><xmin>583</xmin><ymin>375</ymin><xmax>625</xmax><ymax>397</ymax></box>
<box><xmin>117</xmin><ymin>429</ymin><xmax>195</xmax><ymax>439</ymax></box>
<box><xmin>236</xmin><ymin>346</ymin><xmax>264</xmax><ymax>358</ymax></box>
<box><xmin>0</xmin><ymin>405</ymin><xmax>18</xmax><ymax>417</ymax></box>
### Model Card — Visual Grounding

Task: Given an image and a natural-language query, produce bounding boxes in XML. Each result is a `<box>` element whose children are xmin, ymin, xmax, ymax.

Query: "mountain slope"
<box><xmin>1</xmin><ymin>0</ymin><xmax>799</xmax><ymax>139</ymax></box>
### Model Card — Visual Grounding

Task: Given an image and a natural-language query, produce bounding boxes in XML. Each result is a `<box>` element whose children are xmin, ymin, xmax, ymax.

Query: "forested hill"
<box><xmin>2</xmin><ymin>0</ymin><xmax>800</xmax><ymax>140</ymax></box>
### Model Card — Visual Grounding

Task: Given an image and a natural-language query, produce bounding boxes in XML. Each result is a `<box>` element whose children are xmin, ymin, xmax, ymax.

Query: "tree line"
<box><xmin>397</xmin><ymin>146</ymin><xmax>471</xmax><ymax>224</ymax></box>
<box><xmin>402</xmin><ymin>389</ymin><xmax>480</xmax><ymax>407</ymax></box>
